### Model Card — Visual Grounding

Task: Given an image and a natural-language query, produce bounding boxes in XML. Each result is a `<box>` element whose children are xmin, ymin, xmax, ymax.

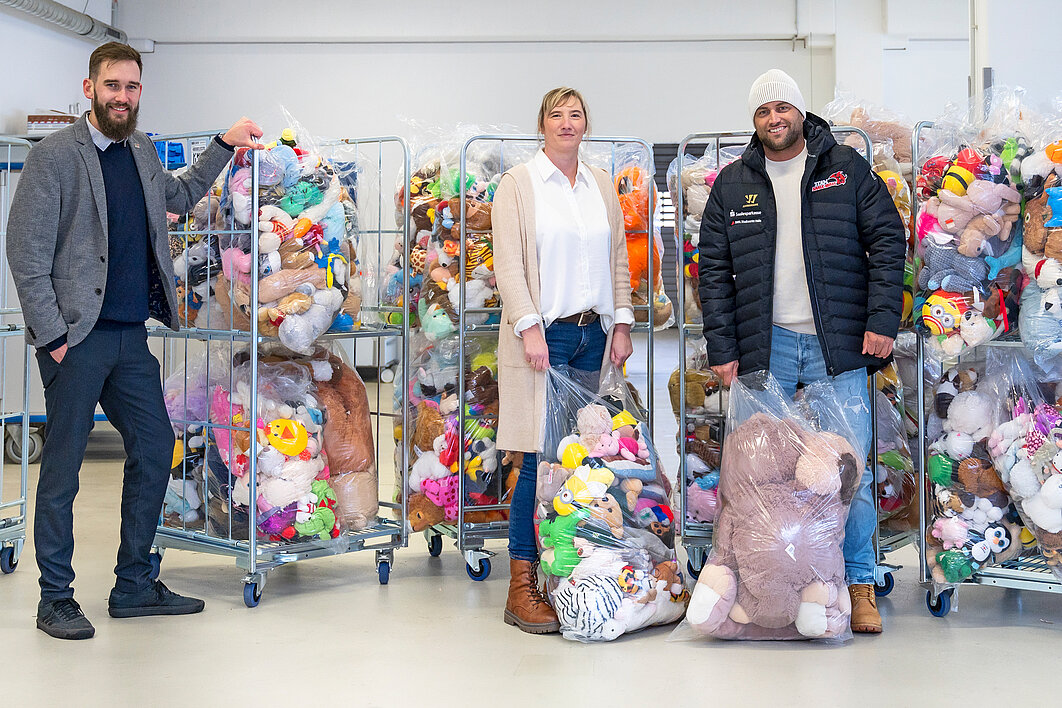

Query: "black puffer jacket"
<box><xmin>698</xmin><ymin>112</ymin><xmax>906</xmax><ymax>377</ymax></box>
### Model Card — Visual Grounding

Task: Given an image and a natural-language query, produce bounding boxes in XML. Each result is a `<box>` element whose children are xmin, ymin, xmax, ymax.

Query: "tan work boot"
<box><xmin>503</xmin><ymin>558</ymin><xmax>560</xmax><ymax>634</ymax></box>
<box><xmin>848</xmin><ymin>583</ymin><xmax>883</xmax><ymax>634</ymax></box>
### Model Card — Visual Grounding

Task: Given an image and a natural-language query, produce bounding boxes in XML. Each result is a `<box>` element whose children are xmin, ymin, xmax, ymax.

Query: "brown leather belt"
<box><xmin>556</xmin><ymin>310</ymin><xmax>599</xmax><ymax>326</ymax></box>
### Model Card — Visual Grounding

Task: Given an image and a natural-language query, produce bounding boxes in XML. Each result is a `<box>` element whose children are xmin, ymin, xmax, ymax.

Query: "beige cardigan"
<box><xmin>492</xmin><ymin>161</ymin><xmax>633</xmax><ymax>453</ymax></box>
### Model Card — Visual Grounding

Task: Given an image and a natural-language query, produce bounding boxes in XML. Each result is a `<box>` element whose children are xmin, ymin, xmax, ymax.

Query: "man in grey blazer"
<box><xmin>6</xmin><ymin>42</ymin><xmax>263</xmax><ymax>640</ymax></box>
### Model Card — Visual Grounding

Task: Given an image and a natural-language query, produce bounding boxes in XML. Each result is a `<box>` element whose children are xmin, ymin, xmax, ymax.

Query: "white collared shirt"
<box><xmin>514</xmin><ymin>149</ymin><xmax>635</xmax><ymax>336</ymax></box>
<box><xmin>86</xmin><ymin>116</ymin><xmax>128</xmax><ymax>152</ymax></box>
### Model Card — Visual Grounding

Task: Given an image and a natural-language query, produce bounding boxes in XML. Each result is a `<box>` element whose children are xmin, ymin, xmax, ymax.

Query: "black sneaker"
<box><xmin>108</xmin><ymin>581</ymin><xmax>205</xmax><ymax>618</ymax></box>
<box><xmin>37</xmin><ymin>598</ymin><xmax>95</xmax><ymax>640</ymax></box>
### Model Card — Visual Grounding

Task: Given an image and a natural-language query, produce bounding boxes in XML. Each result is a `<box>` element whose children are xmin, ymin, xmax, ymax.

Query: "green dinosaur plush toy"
<box><xmin>293</xmin><ymin>480</ymin><xmax>339</xmax><ymax>540</ymax></box>
<box><xmin>539</xmin><ymin>509</ymin><xmax>589</xmax><ymax>578</ymax></box>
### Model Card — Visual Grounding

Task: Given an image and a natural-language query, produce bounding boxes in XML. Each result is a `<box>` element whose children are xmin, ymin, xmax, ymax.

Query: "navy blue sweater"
<box><xmin>97</xmin><ymin>140</ymin><xmax>151</xmax><ymax>324</ymax></box>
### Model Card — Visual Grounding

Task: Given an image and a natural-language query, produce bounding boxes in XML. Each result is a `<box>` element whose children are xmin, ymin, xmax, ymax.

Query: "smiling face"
<box><xmin>83</xmin><ymin>59</ymin><xmax>142</xmax><ymax>141</ymax></box>
<box><xmin>753</xmin><ymin>101</ymin><xmax>804</xmax><ymax>159</ymax></box>
<box><xmin>540</xmin><ymin>95</ymin><xmax>586</xmax><ymax>157</ymax></box>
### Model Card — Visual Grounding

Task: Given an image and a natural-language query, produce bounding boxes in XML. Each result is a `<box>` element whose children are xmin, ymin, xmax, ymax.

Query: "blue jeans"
<box><xmin>507</xmin><ymin>321</ymin><xmax>607</xmax><ymax>561</ymax></box>
<box><xmin>768</xmin><ymin>325</ymin><xmax>876</xmax><ymax>586</ymax></box>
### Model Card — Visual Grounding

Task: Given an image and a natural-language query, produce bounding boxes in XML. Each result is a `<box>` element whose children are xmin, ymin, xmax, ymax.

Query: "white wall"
<box><xmin>0</xmin><ymin>0</ymin><xmax>113</xmax><ymax>134</ymax></box>
<box><xmin>112</xmin><ymin>0</ymin><xmax>976</xmax><ymax>143</ymax></box>
<box><xmin>977</xmin><ymin>0</ymin><xmax>1061</xmax><ymax>114</ymax></box>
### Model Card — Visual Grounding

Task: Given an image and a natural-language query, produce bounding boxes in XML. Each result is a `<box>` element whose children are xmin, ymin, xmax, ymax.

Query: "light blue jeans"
<box><xmin>769</xmin><ymin>325</ymin><xmax>876</xmax><ymax>586</ymax></box>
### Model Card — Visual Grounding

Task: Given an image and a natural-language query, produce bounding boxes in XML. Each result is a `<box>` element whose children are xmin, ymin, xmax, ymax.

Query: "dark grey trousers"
<box><xmin>34</xmin><ymin>323</ymin><xmax>173</xmax><ymax>601</ymax></box>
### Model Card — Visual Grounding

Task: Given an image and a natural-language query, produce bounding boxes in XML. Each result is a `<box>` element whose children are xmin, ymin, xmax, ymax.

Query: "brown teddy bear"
<box><xmin>685</xmin><ymin>413</ymin><xmax>859</xmax><ymax>640</ymax></box>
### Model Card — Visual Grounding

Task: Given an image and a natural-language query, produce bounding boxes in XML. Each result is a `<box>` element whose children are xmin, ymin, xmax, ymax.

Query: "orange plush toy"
<box><xmin>615</xmin><ymin>166</ymin><xmax>651</xmax><ymax>233</ymax></box>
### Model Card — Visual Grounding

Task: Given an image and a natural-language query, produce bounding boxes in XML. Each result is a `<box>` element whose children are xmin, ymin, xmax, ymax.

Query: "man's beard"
<box><xmin>759</xmin><ymin>123</ymin><xmax>800</xmax><ymax>153</ymax></box>
<box><xmin>92</xmin><ymin>94</ymin><xmax>139</xmax><ymax>142</ymax></box>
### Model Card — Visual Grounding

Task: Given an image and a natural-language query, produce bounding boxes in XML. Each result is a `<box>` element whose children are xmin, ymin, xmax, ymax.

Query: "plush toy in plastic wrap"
<box><xmin>1018</xmin><ymin>148</ymin><xmax>1062</xmax><ymax>362</ymax></box>
<box><xmin>164</xmin><ymin>347</ymin><xmax>378</xmax><ymax>543</ymax></box>
<box><xmin>667</xmin><ymin>146</ymin><xmax>744</xmax><ymax>325</ymax></box>
<box><xmin>193</xmin><ymin>121</ymin><xmax>364</xmax><ymax>355</ymax></box>
<box><xmin>402</xmin><ymin>331</ymin><xmax>509</xmax><ymax>532</ymax></box>
<box><xmin>985</xmin><ymin>350</ymin><xmax>1062</xmax><ymax>577</ymax></box>
<box><xmin>681</xmin><ymin>372</ymin><xmax>863</xmax><ymax>642</ymax></box>
<box><xmin>585</xmin><ymin>146</ymin><xmax>672</xmax><ymax>329</ymax></box>
<box><xmin>874</xmin><ymin>364</ymin><xmax>918</xmax><ymax>533</ymax></box>
<box><xmin>922</xmin><ymin>365</ymin><xmax>1023</xmax><ymax>590</ymax></box>
<box><xmin>536</xmin><ymin>367</ymin><xmax>685</xmax><ymax>642</ymax></box>
<box><xmin>667</xmin><ymin>338</ymin><xmax>724</xmax><ymax>525</ymax></box>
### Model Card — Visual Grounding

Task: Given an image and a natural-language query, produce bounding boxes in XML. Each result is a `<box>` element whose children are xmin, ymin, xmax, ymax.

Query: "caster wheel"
<box><xmin>466</xmin><ymin>558</ymin><xmax>491</xmax><ymax>581</ymax></box>
<box><xmin>427</xmin><ymin>534</ymin><xmax>443</xmax><ymax>557</ymax></box>
<box><xmin>243</xmin><ymin>582</ymin><xmax>262</xmax><ymax>608</ymax></box>
<box><xmin>0</xmin><ymin>546</ymin><xmax>17</xmax><ymax>574</ymax></box>
<box><xmin>148</xmin><ymin>552</ymin><xmax>162</xmax><ymax>581</ymax></box>
<box><xmin>686</xmin><ymin>559</ymin><xmax>701</xmax><ymax>580</ymax></box>
<box><xmin>378</xmin><ymin>561</ymin><xmax>391</xmax><ymax>585</ymax></box>
<box><xmin>874</xmin><ymin>572</ymin><xmax>894</xmax><ymax>597</ymax></box>
<box><xmin>4</xmin><ymin>430</ymin><xmax>44</xmax><ymax>465</ymax></box>
<box><xmin>926</xmin><ymin>589</ymin><xmax>952</xmax><ymax>618</ymax></box>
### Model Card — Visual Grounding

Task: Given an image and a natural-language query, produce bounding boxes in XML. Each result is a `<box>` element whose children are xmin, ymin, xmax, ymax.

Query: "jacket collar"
<box><xmin>741</xmin><ymin>111</ymin><xmax>837</xmax><ymax>173</ymax></box>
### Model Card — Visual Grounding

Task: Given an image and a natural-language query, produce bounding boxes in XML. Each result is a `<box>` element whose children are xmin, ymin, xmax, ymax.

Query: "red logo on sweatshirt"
<box><xmin>811</xmin><ymin>170</ymin><xmax>847</xmax><ymax>192</ymax></box>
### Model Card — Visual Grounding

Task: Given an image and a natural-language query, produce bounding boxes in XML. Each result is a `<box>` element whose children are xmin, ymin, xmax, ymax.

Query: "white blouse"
<box><xmin>513</xmin><ymin>149</ymin><xmax>635</xmax><ymax>336</ymax></box>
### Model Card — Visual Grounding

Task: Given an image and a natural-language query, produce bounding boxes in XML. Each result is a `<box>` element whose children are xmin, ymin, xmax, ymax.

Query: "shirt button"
<box><xmin>100</xmin><ymin>256</ymin><xmax>106</xmax><ymax>263</ymax></box>
<box><xmin>95</xmin><ymin>288</ymin><xmax>102</xmax><ymax>295</ymax></box>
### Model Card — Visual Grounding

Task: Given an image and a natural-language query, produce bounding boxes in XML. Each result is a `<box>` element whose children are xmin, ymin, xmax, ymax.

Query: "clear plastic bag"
<box><xmin>913</xmin><ymin>90</ymin><xmax>1034</xmax><ymax>360</ymax></box>
<box><xmin>536</xmin><ymin>367</ymin><xmax>685</xmax><ymax>642</ymax></box>
<box><xmin>922</xmin><ymin>366</ymin><xmax>1023</xmax><ymax>592</ymax></box>
<box><xmin>874</xmin><ymin>364</ymin><xmax>918</xmax><ymax>532</ymax></box>
<box><xmin>192</xmin><ymin>111</ymin><xmax>365</xmax><ymax>354</ymax></box>
<box><xmin>985</xmin><ymin>349</ymin><xmax>1062</xmax><ymax>578</ymax></box>
<box><xmin>587</xmin><ymin>145</ymin><xmax>674</xmax><ymax>330</ymax></box>
<box><xmin>680</xmin><ymin>371</ymin><xmax>863</xmax><ymax>642</ymax></box>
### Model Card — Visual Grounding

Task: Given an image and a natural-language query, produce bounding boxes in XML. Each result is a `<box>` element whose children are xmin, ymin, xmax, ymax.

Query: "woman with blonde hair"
<box><xmin>492</xmin><ymin>87</ymin><xmax>634</xmax><ymax>633</ymax></box>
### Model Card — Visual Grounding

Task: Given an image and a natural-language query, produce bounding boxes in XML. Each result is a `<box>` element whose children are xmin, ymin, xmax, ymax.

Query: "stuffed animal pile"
<box><xmin>397</xmin><ymin>143</ymin><xmax>513</xmax><ymax>533</ymax></box>
<box><xmin>914</xmin><ymin>139</ymin><xmax>1027</xmax><ymax>359</ymax></box>
<box><xmin>1017</xmin><ymin>137</ymin><xmax>1062</xmax><ymax>363</ymax></box>
<box><xmin>164</xmin><ymin>348</ymin><xmax>378</xmax><ymax>543</ymax></box>
<box><xmin>684</xmin><ymin>373</ymin><xmax>861</xmax><ymax>641</ymax></box>
<box><xmin>923</xmin><ymin>367</ymin><xmax>1023</xmax><ymax>587</ymax></box>
<box><xmin>667</xmin><ymin>147</ymin><xmax>743</xmax><ymax>325</ymax></box>
<box><xmin>874</xmin><ymin>364</ymin><xmax>919</xmax><ymax>533</ymax></box>
<box><xmin>666</xmin><ymin>339</ymin><xmax>724</xmax><ymax>525</ymax></box>
<box><xmin>537</xmin><ymin>368</ymin><xmax>686</xmax><ymax>642</ymax></box>
<box><xmin>607</xmin><ymin>159</ymin><xmax>673</xmax><ymax>329</ymax></box>
<box><xmin>170</xmin><ymin>127</ymin><xmax>363</xmax><ymax>355</ymax></box>
<box><xmin>985</xmin><ymin>351</ymin><xmax>1062</xmax><ymax>578</ymax></box>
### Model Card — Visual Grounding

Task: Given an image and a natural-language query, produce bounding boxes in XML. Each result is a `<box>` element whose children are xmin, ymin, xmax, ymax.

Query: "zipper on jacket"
<box><xmin>797</xmin><ymin>151</ymin><xmax>836</xmax><ymax>376</ymax></box>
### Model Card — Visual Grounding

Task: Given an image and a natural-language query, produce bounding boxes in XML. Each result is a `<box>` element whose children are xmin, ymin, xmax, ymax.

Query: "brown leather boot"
<box><xmin>503</xmin><ymin>558</ymin><xmax>560</xmax><ymax>634</ymax></box>
<box><xmin>849</xmin><ymin>583</ymin><xmax>883</xmax><ymax>634</ymax></box>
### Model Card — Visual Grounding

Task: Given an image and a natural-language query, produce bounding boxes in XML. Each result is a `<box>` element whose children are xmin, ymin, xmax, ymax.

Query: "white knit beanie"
<box><xmin>748</xmin><ymin>69</ymin><xmax>806</xmax><ymax>119</ymax></box>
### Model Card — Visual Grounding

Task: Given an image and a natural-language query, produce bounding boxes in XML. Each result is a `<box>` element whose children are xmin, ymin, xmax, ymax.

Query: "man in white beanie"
<box><xmin>698</xmin><ymin>69</ymin><xmax>907</xmax><ymax>634</ymax></box>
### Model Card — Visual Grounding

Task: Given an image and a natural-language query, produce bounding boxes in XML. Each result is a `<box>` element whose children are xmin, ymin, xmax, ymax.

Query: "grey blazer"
<box><xmin>6</xmin><ymin>115</ymin><xmax>233</xmax><ymax>348</ymax></box>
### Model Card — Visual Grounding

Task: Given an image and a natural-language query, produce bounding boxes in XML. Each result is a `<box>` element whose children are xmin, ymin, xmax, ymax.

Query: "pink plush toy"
<box><xmin>589</xmin><ymin>430</ymin><xmax>620</xmax><ymax>458</ymax></box>
<box><xmin>616</xmin><ymin>432</ymin><xmax>649</xmax><ymax>462</ymax></box>
<box><xmin>221</xmin><ymin>247</ymin><xmax>253</xmax><ymax>285</ymax></box>
<box><xmin>422</xmin><ymin>474</ymin><xmax>460</xmax><ymax>522</ymax></box>
<box><xmin>931</xmin><ymin>516</ymin><xmax>969</xmax><ymax>550</ymax></box>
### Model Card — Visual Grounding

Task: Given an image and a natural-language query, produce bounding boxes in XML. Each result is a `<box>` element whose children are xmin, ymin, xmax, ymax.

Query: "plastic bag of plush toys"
<box><xmin>169</xmin><ymin>118</ymin><xmax>364</xmax><ymax>355</ymax></box>
<box><xmin>1016</xmin><ymin>129</ymin><xmax>1062</xmax><ymax>364</ymax></box>
<box><xmin>873</xmin><ymin>363</ymin><xmax>919</xmax><ymax>533</ymax></box>
<box><xmin>667</xmin><ymin>338</ymin><xmax>724</xmax><ymax>526</ymax></box>
<box><xmin>680</xmin><ymin>372</ymin><xmax>864</xmax><ymax>642</ymax></box>
<box><xmin>536</xmin><ymin>367</ymin><xmax>685</xmax><ymax>642</ymax></box>
<box><xmin>912</xmin><ymin>92</ymin><xmax>1041</xmax><ymax>360</ymax></box>
<box><xmin>985</xmin><ymin>350</ymin><xmax>1062</xmax><ymax>578</ymax></box>
<box><xmin>667</xmin><ymin>145</ymin><xmax>744</xmax><ymax>325</ymax></box>
<box><xmin>922</xmin><ymin>365</ymin><xmax>1024</xmax><ymax>591</ymax></box>
<box><xmin>586</xmin><ymin>144</ymin><xmax>673</xmax><ymax>329</ymax></box>
<box><xmin>164</xmin><ymin>345</ymin><xmax>378</xmax><ymax>544</ymax></box>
